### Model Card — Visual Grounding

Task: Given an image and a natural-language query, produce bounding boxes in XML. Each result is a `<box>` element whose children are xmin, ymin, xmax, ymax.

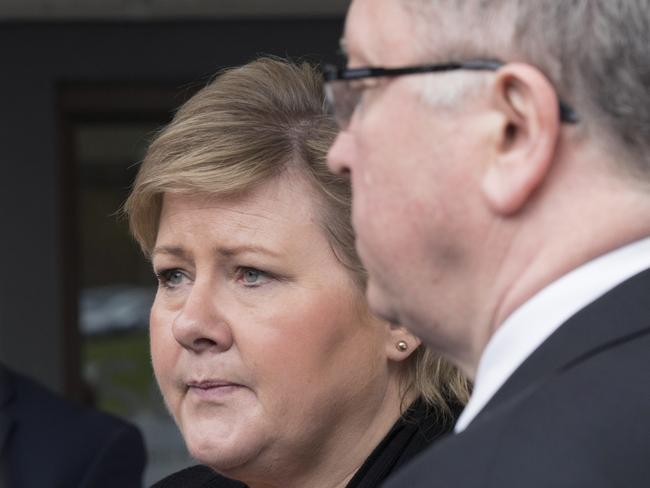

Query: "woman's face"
<box><xmin>150</xmin><ymin>174</ymin><xmax>398</xmax><ymax>481</ymax></box>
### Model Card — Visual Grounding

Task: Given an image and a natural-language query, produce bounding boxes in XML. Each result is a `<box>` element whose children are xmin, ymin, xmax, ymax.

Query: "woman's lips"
<box><xmin>186</xmin><ymin>380</ymin><xmax>244</xmax><ymax>401</ymax></box>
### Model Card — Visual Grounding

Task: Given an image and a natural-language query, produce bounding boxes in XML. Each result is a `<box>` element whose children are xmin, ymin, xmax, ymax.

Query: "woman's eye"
<box><xmin>156</xmin><ymin>269</ymin><xmax>186</xmax><ymax>288</ymax></box>
<box><xmin>237</xmin><ymin>267</ymin><xmax>271</xmax><ymax>287</ymax></box>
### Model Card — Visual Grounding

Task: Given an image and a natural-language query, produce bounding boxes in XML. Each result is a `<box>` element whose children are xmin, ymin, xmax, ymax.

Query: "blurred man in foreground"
<box><xmin>0</xmin><ymin>363</ymin><xmax>146</xmax><ymax>487</ymax></box>
<box><xmin>326</xmin><ymin>0</ymin><xmax>650</xmax><ymax>486</ymax></box>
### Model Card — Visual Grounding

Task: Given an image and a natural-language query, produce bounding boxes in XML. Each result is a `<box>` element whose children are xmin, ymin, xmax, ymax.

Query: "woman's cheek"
<box><xmin>150</xmin><ymin>308</ymin><xmax>180</xmax><ymax>408</ymax></box>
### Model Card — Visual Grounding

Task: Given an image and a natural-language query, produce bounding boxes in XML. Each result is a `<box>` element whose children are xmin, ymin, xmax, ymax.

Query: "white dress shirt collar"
<box><xmin>455</xmin><ymin>236</ymin><xmax>650</xmax><ymax>433</ymax></box>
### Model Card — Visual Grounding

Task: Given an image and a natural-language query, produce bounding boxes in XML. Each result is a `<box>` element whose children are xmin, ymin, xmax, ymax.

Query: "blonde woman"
<box><xmin>125</xmin><ymin>57</ymin><xmax>469</xmax><ymax>488</ymax></box>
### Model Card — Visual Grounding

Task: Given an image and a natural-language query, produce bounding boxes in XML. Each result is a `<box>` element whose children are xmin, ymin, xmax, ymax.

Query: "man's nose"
<box><xmin>327</xmin><ymin>131</ymin><xmax>356</xmax><ymax>176</ymax></box>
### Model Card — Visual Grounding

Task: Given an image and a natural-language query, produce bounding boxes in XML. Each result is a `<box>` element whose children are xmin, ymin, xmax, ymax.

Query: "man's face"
<box><xmin>327</xmin><ymin>0</ymin><xmax>493</xmax><ymax>354</ymax></box>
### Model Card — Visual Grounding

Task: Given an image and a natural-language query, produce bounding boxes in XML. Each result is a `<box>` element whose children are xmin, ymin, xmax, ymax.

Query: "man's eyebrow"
<box><xmin>338</xmin><ymin>37</ymin><xmax>348</xmax><ymax>57</ymax></box>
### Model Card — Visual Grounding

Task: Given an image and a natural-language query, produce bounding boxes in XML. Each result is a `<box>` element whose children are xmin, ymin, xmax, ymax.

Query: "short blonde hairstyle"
<box><xmin>124</xmin><ymin>56</ymin><xmax>470</xmax><ymax>420</ymax></box>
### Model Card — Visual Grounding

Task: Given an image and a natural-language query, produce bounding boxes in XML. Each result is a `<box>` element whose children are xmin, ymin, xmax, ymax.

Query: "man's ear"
<box><xmin>481</xmin><ymin>63</ymin><xmax>561</xmax><ymax>215</ymax></box>
<box><xmin>385</xmin><ymin>323</ymin><xmax>421</xmax><ymax>362</ymax></box>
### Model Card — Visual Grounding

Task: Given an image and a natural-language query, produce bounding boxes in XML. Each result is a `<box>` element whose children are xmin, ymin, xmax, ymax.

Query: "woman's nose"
<box><xmin>171</xmin><ymin>284</ymin><xmax>234</xmax><ymax>354</ymax></box>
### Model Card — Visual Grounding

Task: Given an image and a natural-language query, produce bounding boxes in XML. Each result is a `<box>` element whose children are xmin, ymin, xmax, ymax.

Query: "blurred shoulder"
<box><xmin>1</xmin><ymin>364</ymin><xmax>146</xmax><ymax>487</ymax></box>
<box><xmin>4</xmin><ymin>365</ymin><xmax>134</xmax><ymax>433</ymax></box>
<box><xmin>151</xmin><ymin>465</ymin><xmax>246</xmax><ymax>488</ymax></box>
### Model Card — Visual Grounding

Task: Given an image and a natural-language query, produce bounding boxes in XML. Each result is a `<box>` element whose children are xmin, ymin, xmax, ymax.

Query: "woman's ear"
<box><xmin>385</xmin><ymin>323</ymin><xmax>421</xmax><ymax>362</ymax></box>
<box><xmin>481</xmin><ymin>63</ymin><xmax>561</xmax><ymax>215</ymax></box>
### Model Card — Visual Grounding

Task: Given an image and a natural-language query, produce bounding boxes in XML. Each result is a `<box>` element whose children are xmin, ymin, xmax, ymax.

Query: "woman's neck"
<box><xmin>241</xmin><ymin>382</ymin><xmax>413</xmax><ymax>488</ymax></box>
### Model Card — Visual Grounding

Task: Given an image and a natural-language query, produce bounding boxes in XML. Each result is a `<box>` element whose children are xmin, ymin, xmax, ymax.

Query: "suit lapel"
<box><xmin>475</xmin><ymin>267</ymin><xmax>650</xmax><ymax>423</ymax></box>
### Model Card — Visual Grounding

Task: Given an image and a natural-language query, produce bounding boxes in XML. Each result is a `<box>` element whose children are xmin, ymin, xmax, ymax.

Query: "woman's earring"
<box><xmin>396</xmin><ymin>340</ymin><xmax>408</xmax><ymax>352</ymax></box>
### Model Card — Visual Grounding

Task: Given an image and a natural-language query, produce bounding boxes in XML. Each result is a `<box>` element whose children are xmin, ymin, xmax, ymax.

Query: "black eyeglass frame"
<box><xmin>323</xmin><ymin>59</ymin><xmax>579</xmax><ymax>125</ymax></box>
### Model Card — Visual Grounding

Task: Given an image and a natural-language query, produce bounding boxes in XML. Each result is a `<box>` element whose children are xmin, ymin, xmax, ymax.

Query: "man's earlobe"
<box><xmin>481</xmin><ymin>64</ymin><xmax>560</xmax><ymax>215</ymax></box>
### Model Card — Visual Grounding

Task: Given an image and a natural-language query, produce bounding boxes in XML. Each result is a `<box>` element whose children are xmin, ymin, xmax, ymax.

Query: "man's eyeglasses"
<box><xmin>323</xmin><ymin>59</ymin><xmax>579</xmax><ymax>129</ymax></box>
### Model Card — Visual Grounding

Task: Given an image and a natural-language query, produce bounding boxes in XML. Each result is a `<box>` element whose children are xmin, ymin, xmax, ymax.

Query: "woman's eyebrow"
<box><xmin>151</xmin><ymin>244</ymin><xmax>283</xmax><ymax>260</ymax></box>
<box><xmin>151</xmin><ymin>245</ymin><xmax>189</xmax><ymax>260</ymax></box>
<box><xmin>216</xmin><ymin>244</ymin><xmax>283</xmax><ymax>258</ymax></box>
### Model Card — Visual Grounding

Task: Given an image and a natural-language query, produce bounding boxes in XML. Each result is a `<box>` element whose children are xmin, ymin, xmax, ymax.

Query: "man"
<box><xmin>326</xmin><ymin>0</ymin><xmax>650</xmax><ymax>486</ymax></box>
<box><xmin>0</xmin><ymin>363</ymin><xmax>146</xmax><ymax>487</ymax></box>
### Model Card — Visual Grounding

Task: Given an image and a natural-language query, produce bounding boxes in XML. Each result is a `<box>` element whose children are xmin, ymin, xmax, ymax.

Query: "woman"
<box><xmin>125</xmin><ymin>57</ymin><xmax>469</xmax><ymax>488</ymax></box>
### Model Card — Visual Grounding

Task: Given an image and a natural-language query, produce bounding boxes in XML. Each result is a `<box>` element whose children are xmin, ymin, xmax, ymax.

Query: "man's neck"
<box><xmin>455</xmin><ymin>234</ymin><xmax>650</xmax><ymax>431</ymax></box>
<box><xmin>472</xmin><ymin>156</ymin><xmax>650</xmax><ymax>377</ymax></box>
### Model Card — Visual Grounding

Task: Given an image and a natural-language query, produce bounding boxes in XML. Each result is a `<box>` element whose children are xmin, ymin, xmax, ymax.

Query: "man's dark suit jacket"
<box><xmin>384</xmin><ymin>268</ymin><xmax>650</xmax><ymax>488</ymax></box>
<box><xmin>0</xmin><ymin>365</ymin><xmax>147</xmax><ymax>488</ymax></box>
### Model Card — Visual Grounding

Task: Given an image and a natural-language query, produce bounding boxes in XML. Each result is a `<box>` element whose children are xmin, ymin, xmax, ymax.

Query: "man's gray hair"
<box><xmin>403</xmin><ymin>0</ymin><xmax>650</xmax><ymax>174</ymax></box>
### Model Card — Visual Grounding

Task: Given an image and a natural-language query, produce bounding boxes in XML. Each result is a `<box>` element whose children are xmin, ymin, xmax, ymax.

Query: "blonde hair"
<box><xmin>124</xmin><ymin>56</ymin><xmax>470</xmax><ymax>419</ymax></box>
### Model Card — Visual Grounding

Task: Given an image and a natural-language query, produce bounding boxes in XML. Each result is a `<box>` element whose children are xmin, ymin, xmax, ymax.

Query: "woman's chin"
<box><xmin>184</xmin><ymin>426</ymin><xmax>265</xmax><ymax>475</ymax></box>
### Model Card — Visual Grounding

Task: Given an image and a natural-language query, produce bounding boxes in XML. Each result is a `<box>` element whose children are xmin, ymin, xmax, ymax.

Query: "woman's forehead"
<box><xmin>154</xmin><ymin>178</ymin><xmax>326</xmax><ymax>257</ymax></box>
